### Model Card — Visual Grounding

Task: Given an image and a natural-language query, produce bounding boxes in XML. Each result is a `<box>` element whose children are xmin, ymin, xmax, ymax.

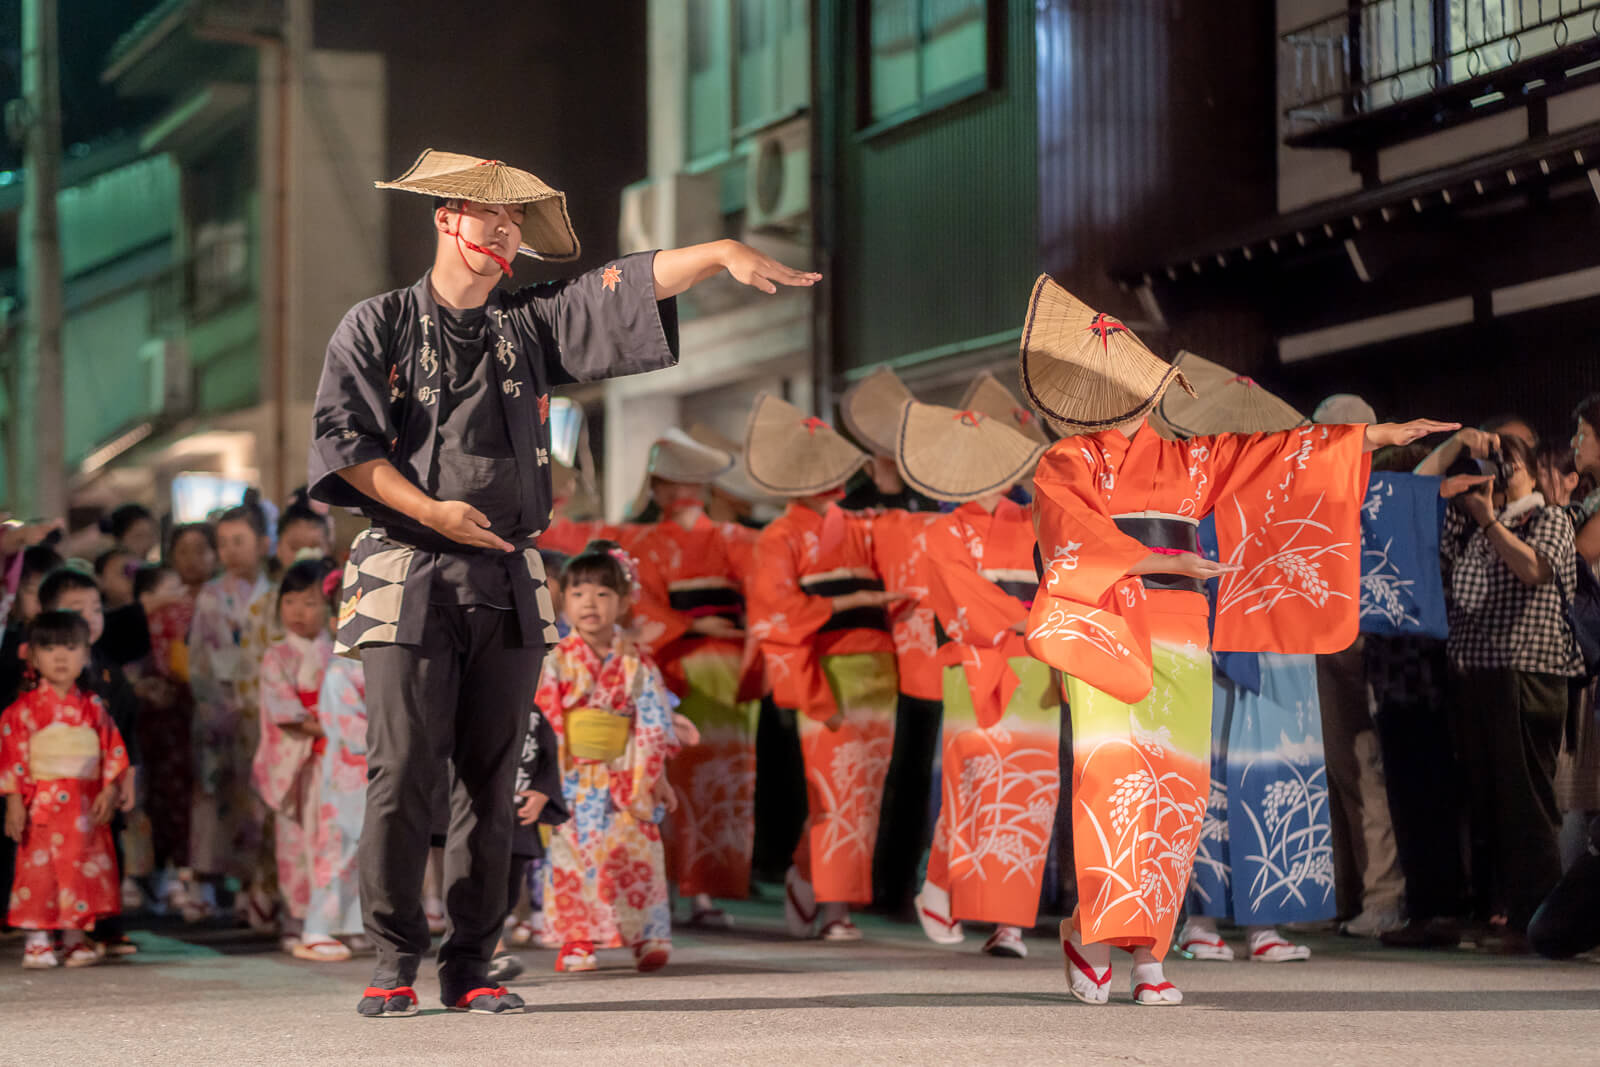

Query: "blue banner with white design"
<box><xmin>1359</xmin><ymin>473</ymin><xmax>1448</xmax><ymax>639</ymax></box>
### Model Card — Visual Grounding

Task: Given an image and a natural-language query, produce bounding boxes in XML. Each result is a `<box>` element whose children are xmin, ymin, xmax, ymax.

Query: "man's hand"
<box><xmin>422</xmin><ymin>499</ymin><xmax>513</xmax><ymax>552</ymax></box>
<box><xmin>516</xmin><ymin>790</ymin><xmax>549</xmax><ymax>827</ymax></box>
<box><xmin>1365</xmin><ymin>419</ymin><xmax>1461</xmax><ymax>453</ymax></box>
<box><xmin>689</xmin><ymin>616</ymin><xmax>744</xmax><ymax>639</ymax></box>
<box><xmin>4</xmin><ymin>795</ymin><xmax>23</xmax><ymax>842</ymax></box>
<box><xmin>652</xmin><ymin>240</ymin><xmax>822</xmax><ymax>299</ymax></box>
<box><xmin>91</xmin><ymin>786</ymin><xmax>117</xmax><ymax>826</ymax></box>
<box><xmin>721</xmin><ymin>242</ymin><xmax>822</xmax><ymax>295</ymax></box>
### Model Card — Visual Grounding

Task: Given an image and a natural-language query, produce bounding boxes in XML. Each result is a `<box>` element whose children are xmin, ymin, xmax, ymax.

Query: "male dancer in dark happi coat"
<box><xmin>308</xmin><ymin>150</ymin><xmax>819</xmax><ymax>1017</ymax></box>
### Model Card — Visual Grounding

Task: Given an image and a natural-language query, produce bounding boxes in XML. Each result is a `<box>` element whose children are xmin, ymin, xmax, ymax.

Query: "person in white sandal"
<box><xmin>1017</xmin><ymin>278</ymin><xmax>1454</xmax><ymax>1007</ymax></box>
<box><xmin>888</xmin><ymin>397</ymin><xmax>1054</xmax><ymax>962</ymax></box>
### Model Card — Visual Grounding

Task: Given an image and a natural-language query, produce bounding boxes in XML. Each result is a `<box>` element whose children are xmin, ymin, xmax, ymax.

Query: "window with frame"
<box><xmin>866</xmin><ymin>0</ymin><xmax>990</xmax><ymax>127</ymax></box>
<box><xmin>687</xmin><ymin>0</ymin><xmax>810</xmax><ymax>166</ymax></box>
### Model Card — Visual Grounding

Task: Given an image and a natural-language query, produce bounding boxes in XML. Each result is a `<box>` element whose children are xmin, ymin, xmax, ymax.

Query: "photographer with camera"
<box><xmin>1432</xmin><ymin>431</ymin><xmax>1586</xmax><ymax>952</ymax></box>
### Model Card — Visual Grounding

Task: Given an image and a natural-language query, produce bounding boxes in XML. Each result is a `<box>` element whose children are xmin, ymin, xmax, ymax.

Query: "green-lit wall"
<box><xmin>819</xmin><ymin>0</ymin><xmax>1038</xmax><ymax>375</ymax></box>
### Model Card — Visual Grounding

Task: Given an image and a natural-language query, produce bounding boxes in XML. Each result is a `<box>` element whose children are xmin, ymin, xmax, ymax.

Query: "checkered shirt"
<box><xmin>1441</xmin><ymin>502</ymin><xmax>1584</xmax><ymax>676</ymax></box>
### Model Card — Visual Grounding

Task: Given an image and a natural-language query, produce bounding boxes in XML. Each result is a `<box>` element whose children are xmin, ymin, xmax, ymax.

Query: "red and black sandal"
<box><xmin>450</xmin><ymin>986</ymin><xmax>526</xmax><ymax>1015</ymax></box>
<box><xmin>356</xmin><ymin>986</ymin><xmax>420</xmax><ymax>1018</ymax></box>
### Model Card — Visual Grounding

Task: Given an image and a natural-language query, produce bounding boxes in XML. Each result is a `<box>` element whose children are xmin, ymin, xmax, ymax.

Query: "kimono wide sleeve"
<box><xmin>307</xmin><ymin>297</ymin><xmax>399</xmax><ymax>508</ymax></box>
<box><xmin>1024</xmin><ymin>444</ymin><xmax>1156</xmax><ymax>705</ymax></box>
<box><xmin>259</xmin><ymin>644</ymin><xmax>311</xmax><ymax>727</ymax></box>
<box><xmin>1204</xmin><ymin>424</ymin><xmax>1371</xmax><ymax>654</ymax></box>
<box><xmin>628</xmin><ymin>541</ymin><xmax>693</xmax><ymax>657</ymax></box>
<box><xmin>866</xmin><ymin>510</ymin><xmax>942</xmax><ymax>702</ymax></box>
<box><xmin>747</xmin><ymin>520</ymin><xmax>840</xmax><ymax>721</ymax></box>
<box><xmin>512</xmin><ymin>250</ymin><xmax>680</xmax><ymax>386</ymax></box>
<box><xmin>516</xmin><ymin>706</ymin><xmax>570</xmax><ymax>828</ymax></box>
<box><xmin>0</xmin><ymin>699</ymin><xmax>30</xmax><ymax>796</ymax></box>
<box><xmin>1359</xmin><ymin>472</ymin><xmax>1449</xmax><ymax>639</ymax></box>
<box><xmin>924</xmin><ymin>542</ymin><xmax>1031</xmax><ymax>729</ymax></box>
<box><xmin>91</xmin><ymin>696</ymin><xmax>131</xmax><ymax>790</ymax></box>
<box><xmin>616</xmin><ymin>658</ymin><xmax>676</xmax><ymax>822</ymax></box>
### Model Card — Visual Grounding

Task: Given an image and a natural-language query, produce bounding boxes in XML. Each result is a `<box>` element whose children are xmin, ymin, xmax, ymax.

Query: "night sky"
<box><xmin>0</xmin><ymin>0</ymin><xmax>164</xmax><ymax>172</ymax></box>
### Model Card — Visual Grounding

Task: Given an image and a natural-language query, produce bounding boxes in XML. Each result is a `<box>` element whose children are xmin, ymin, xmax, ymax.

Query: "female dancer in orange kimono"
<box><xmin>626</xmin><ymin>430</ymin><xmax>763</xmax><ymax>927</ymax></box>
<box><xmin>1016</xmin><ymin>276</ymin><xmax>1453</xmax><ymax>1005</ymax></box>
<box><xmin>743</xmin><ymin>395</ymin><xmax>904</xmax><ymax>942</ymax></box>
<box><xmin>891</xmin><ymin>399</ymin><xmax>1054</xmax><ymax>959</ymax></box>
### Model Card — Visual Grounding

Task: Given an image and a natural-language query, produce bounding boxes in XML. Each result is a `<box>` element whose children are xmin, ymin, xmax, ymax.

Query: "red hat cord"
<box><xmin>445</xmin><ymin>162</ymin><xmax>515</xmax><ymax>278</ymax></box>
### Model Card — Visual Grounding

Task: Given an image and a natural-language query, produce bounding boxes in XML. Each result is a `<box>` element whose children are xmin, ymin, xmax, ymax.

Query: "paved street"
<box><xmin>2</xmin><ymin>897</ymin><xmax>1597</xmax><ymax>1065</ymax></box>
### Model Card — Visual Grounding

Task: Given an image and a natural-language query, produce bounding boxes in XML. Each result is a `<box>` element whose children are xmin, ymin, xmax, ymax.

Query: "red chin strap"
<box><xmin>447</xmin><ymin>206</ymin><xmax>513</xmax><ymax>278</ymax></box>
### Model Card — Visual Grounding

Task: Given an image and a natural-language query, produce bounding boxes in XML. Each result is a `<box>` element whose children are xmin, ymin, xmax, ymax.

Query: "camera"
<box><xmin>1477</xmin><ymin>447</ymin><xmax>1507</xmax><ymax>491</ymax></box>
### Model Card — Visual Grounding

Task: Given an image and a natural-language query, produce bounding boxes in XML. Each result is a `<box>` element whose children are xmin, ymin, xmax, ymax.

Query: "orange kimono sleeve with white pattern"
<box><xmin>1024</xmin><ymin>445</ymin><xmax>1156</xmax><ymax>705</ymax></box>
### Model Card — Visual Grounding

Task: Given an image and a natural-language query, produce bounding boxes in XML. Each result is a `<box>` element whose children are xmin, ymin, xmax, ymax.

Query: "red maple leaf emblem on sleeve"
<box><xmin>539</xmin><ymin>393</ymin><xmax>550</xmax><ymax>424</ymax></box>
<box><xmin>601</xmin><ymin>265</ymin><xmax>622</xmax><ymax>292</ymax></box>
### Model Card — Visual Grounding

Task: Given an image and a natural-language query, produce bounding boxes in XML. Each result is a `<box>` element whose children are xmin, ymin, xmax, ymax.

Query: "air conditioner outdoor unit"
<box><xmin>744</xmin><ymin>116</ymin><xmax>811</xmax><ymax>234</ymax></box>
<box><xmin>618</xmin><ymin>171</ymin><xmax>724</xmax><ymax>255</ymax></box>
<box><xmin>141</xmin><ymin>337</ymin><xmax>194</xmax><ymax>417</ymax></box>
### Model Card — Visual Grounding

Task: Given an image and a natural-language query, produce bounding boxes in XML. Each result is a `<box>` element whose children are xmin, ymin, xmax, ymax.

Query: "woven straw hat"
<box><xmin>375</xmin><ymin>149</ymin><xmax>580</xmax><ymax>261</ymax></box>
<box><xmin>839</xmin><ymin>366</ymin><xmax>914</xmax><ymax>457</ymax></box>
<box><xmin>1017</xmin><ymin>275</ymin><xmax>1194</xmax><ymax>433</ymax></box>
<box><xmin>960</xmin><ymin>371</ymin><xmax>1050</xmax><ymax>446</ymax></box>
<box><xmin>646</xmin><ymin>428</ymin><xmax>735</xmax><ymax>484</ymax></box>
<box><xmin>1153</xmin><ymin>350</ymin><xmax>1305</xmax><ymax>437</ymax></box>
<box><xmin>688</xmin><ymin>423</ymin><xmax>779</xmax><ymax>505</ymax></box>
<box><xmin>896</xmin><ymin>401</ymin><xmax>1045</xmax><ymax>503</ymax></box>
<box><xmin>744</xmin><ymin>394</ymin><xmax>869</xmax><ymax>497</ymax></box>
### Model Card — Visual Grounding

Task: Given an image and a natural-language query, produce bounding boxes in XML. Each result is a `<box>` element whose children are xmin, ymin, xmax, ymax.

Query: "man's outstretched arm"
<box><xmin>652</xmin><ymin>239</ymin><xmax>821</xmax><ymax>299</ymax></box>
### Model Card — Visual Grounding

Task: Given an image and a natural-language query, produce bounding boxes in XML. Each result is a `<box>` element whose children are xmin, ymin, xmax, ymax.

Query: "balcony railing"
<box><xmin>1281</xmin><ymin>0</ymin><xmax>1600</xmax><ymax>140</ymax></box>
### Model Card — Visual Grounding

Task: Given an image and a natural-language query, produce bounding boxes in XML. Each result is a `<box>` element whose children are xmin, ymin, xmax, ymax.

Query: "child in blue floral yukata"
<box><xmin>537</xmin><ymin>541</ymin><xmax>680</xmax><ymax>974</ymax></box>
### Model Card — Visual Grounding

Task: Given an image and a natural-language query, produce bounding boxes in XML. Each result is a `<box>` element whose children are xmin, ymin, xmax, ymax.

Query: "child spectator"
<box><xmin>187</xmin><ymin>508</ymin><xmax>270</xmax><ymax>920</ymax></box>
<box><xmin>1</xmin><ymin>611</ymin><xmax>131</xmax><ymax>967</ymax></box>
<box><xmin>101</xmin><ymin>505</ymin><xmax>158</xmax><ymax>563</ymax></box>
<box><xmin>253</xmin><ymin>558</ymin><xmax>341</xmax><ymax>958</ymax></box>
<box><xmin>37</xmin><ymin>567</ymin><xmax>143</xmax><ymax>957</ymax></box>
<box><xmin>305</xmin><ymin>589</ymin><xmax>371</xmax><ymax>962</ymax></box>
<box><xmin>539</xmin><ymin>542</ymin><xmax>678</xmax><ymax>975</ymax></box>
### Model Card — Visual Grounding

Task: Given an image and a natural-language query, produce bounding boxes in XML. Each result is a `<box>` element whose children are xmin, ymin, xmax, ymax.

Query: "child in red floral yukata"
<box><xmin>1</xmin><ymin>611</ymin><xmax>131</xmax><ymax>968</ymax></box>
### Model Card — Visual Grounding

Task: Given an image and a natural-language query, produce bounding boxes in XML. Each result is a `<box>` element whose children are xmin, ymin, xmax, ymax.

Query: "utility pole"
<box><xmin>12</xmin><ymin>0</ymin><xmax>65</xmax><ymax>520</ymax></box>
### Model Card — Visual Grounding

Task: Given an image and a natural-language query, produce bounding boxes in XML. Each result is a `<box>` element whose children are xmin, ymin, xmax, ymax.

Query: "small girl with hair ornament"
<box><xmin>539</xmin><ymin>540</ymin><xmax>681</xmax><ymax>974</ymax></box>
<box><xmin>252</xmin><ymin>558</ymin><xmax>347</xmax><ymax>960</ymax></box>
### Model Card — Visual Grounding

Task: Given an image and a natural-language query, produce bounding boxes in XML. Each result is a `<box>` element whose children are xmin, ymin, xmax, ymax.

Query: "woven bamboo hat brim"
<box><xmin>839</xmin><ymin>366</ymin><xmax>914</xmax><ymax>457</ymax></box>
<box><xmin>744</xmin><ymin>394</ymin><xmax>869</xmax><ymax>497</ymax></box>
<box><xmin>896</xmin><ymin>401</ymin><xmax>1046</xmax><ymax>503</ymax></box>
<box><xmin>647</xmin><ymin>428</ymin><xmax>735</xmax><ymax>485</ymax></box>
<box><xmin>1154</xmin><ymin>350</ymin><xmax>1306</xmax><ymax>437</ymax></box>
<box><xmin>960</xmin><ymin>371</ymin><xmax>1050</xmax><ymax>446</ymax></box>
<box><xmin>375</xmin><ymin>149</ymin><xmax>580</xmax><ymax>262</ymax></box>
<box><xmin>1017</xmin><ymin>275</ymin><xmax>1194</xmax><ymax>433</ymax></box>
<box><xmin>688</xmin><ymin>423</ymin><xmax>779</xmax><ymax>504</ymax></box>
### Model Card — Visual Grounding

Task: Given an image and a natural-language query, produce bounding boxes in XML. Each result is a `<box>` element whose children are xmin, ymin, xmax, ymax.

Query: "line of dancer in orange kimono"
<box><xmin>541</xmin><ymin>274</ymin><xmax>1452</xmax><ymax>1006</ymax></box>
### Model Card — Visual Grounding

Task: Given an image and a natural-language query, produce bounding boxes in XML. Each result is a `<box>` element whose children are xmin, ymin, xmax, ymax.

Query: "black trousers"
<box><xmin>1448</xmin><ymin>667</ymin><xmax>1568</xmax><ymax>930</ymax></box>
<box><xmin>1529</xmin><ymin>818</ymin><xmax>1600</xmax><ymax>958</ymax></box>
<box><xmin>872</xmin><ymin>695</ymin><xmax>942</xmax><ymax>916</ymax></box>
<box><xmin>1374</xmin><ymin>698</ymin><xmax>1463</xmax><ymax>921</ymax></box>
<box><xmin>359</xmin><ymin>606</ymin><xmax>543</xmax><ymax>1000</ymax></box>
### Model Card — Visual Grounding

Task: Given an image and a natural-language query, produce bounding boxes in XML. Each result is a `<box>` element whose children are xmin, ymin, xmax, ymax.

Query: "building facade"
<box><xmin>1120</xmin><ymin>0</ymin><xmax>1600</xmax><ymax>433</ymax></box>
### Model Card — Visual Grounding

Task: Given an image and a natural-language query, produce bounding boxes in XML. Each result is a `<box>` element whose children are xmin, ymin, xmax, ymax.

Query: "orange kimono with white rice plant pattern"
<box><xmin>747</xmin><ymin>502</ymin><xmax>898</xmax><ymax>905</ymax></box>
<box><xmin>629</xmin><ymin>513</ymin><xmax>761</xmax><ymax>900</ymax></box>
<box><xmin>1025</xmin><ymin>422</ymin><xmax>1369</xmax><ymax>958</ymax></box>
<box><xmin>921</xmin><ymin>500</ymin><xmax>1062</xmax><ymax>928</ymax></box>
